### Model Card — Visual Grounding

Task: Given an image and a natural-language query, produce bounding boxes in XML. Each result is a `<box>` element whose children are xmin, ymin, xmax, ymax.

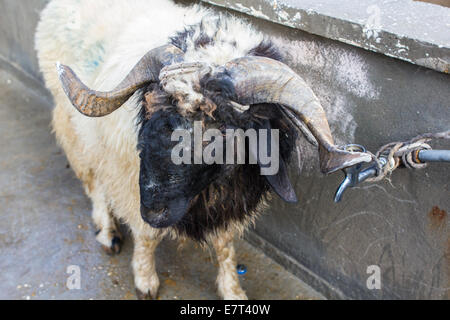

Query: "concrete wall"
<box><xmin>250</xmin><ymin>24</ymin><xmax>450</xmax><ymax>299</ymax></box>
<box><xmin>1</xmin><ymin>0</ymin><xmax>449</xmax><ymax>299</ymax></box>
<box><xmin>0</xmin><ymin>0</ymin><xmax>48</xmax><ymax>80</ymax></box>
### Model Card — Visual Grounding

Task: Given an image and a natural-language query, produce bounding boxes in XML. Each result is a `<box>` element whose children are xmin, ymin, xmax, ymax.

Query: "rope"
<box><xmin>366</xmin><ymin>130</ymin><xmax>450</xmax><ymax>182</ymax></box>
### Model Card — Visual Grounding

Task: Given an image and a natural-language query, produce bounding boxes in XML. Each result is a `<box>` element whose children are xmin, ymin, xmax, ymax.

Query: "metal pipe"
<box><xmin>357</xmin><ymin>157</ymin><xmax>387</xmax><ymax>184</ymax></box>
<box><xmin>418</xmin><ymin>149</ymin><xmax>450</xmax><ymax>163</ymax></box>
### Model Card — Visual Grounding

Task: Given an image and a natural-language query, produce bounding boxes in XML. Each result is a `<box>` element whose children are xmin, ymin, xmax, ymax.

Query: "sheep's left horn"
<box><xmin>204</xmin><ymin>56</ymin><xmax>371</xmax><ymax>174</ymax></box>
<box><xmin>57</xmin><ymin>44</ymin><xmax>184</xmax><ymax>117</ymax></box>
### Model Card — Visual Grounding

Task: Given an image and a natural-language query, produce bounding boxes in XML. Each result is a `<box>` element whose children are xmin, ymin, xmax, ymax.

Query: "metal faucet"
<box><xmin>334</xmin><ymin>146</ymin><xmax>450</xmax><ymax>203</ymax></box>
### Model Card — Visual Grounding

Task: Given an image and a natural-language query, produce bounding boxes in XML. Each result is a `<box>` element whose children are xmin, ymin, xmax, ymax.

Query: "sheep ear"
<box><xmin>264</xmin><ymin>156</ymin><xmax>298</xmax><ymax>203</ymax></box>
<box><xmin>253</xmin><ymin>120</ymin><xmax>298</xmax><ymax>203</ymax></box>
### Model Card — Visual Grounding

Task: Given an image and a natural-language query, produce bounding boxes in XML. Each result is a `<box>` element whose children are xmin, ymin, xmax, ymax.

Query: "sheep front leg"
<box><xmin>91</xmin><ymin>188</ymin><xmax>122</xmax><ymax>255</ymax></box>
<box><xmin>132</xmin><ymin>233</ymin><xmax>162</xmax><ymax>300</ymax></box>
<box><xmin>211</xmin><ymin>233</ymin><xmax>248</xmax><ymax>300</ymax></box>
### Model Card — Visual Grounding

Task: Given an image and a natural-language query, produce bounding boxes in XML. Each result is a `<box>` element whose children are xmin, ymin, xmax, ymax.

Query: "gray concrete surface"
<box><xmin>244</xmin><ymin>12</ymin><xmax>449</xmax><ymax>299</ymax></box>
<box><xmin>201</xmin><ymin>0</ymin><xmax>450</xmax><ymax>73</ymax></box>
<box><xmin>0</xmin><ymin>0</ymin><xmax>48</xmax><ymax>80</ymax></box>
<box><xmin>0</xmin><ymin>64</ymin><xmax>324</xmax><ymax>300</ymax></box>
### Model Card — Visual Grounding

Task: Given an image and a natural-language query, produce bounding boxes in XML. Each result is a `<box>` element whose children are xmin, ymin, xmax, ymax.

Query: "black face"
<box><xmin>138</xmin><ymin>100</ymin><xmax>299</xmax><ymax>231</ymax></box>
<box><xmin>138</xmin><ymin>108</ymin><xmax>223</xmax><ymax>228</ymax></box>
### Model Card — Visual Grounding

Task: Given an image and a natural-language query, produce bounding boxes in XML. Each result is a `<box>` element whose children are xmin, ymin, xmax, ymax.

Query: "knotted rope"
<box><xmin>366</xmin><ymin>130</ymin><xmax>450</xmax><ymax>182</ymax></box>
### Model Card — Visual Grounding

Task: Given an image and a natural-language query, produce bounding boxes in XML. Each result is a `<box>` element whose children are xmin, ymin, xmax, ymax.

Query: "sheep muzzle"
<box><xmin>140</xmin><ymin>198</ymin><xmax>190</xmax><ymax>228</ymax></box>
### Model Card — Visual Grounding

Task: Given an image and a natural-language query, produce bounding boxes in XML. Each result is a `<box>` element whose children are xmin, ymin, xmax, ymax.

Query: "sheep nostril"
<box><xmin>140</xmin><ymin>204</ymin><xmax>169</xmax><ymax>225</ymax></box>
<box><xmin>155</xmin><ymin>207</ymin><xmax>166</xmax><ymax>215</ymax></box>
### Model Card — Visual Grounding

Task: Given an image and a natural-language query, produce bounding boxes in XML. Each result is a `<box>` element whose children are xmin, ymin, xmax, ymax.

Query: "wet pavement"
<box><xmin>0</xmin><ymin>64</ymin><xmax>324</xmax><ymax>300</ymax></box>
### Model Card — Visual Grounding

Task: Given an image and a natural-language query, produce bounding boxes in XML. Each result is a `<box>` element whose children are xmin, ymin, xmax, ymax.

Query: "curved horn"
<box><xmin>57</xmin><ymin>44</ymin><xmax>184</xmax><ymax>117</ymax></box>
<box><xmin>205</xmin><ymin>56</ymin><xmax>371</xmax><ymax>174</ymax></box>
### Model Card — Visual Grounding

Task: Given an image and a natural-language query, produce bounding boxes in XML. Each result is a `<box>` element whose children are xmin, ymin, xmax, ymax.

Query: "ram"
<box><xmin>35</xmin><ymin>0</ymin><xmax>369</xmax><ymax>299</ymax></box>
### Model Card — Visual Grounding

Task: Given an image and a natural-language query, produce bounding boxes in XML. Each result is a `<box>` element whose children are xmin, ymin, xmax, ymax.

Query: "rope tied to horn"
<box><xmin>365</xmin><ymin>130</ymin><xmax>450</xmax><ymax>182</ymax></box>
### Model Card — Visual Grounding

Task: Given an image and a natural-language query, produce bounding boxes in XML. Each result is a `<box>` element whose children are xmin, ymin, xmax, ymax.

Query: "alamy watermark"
<box><xmin>171</xmin><ymin>121</ymin><xmax>280</xmax><ymax>176</ymax></box>
<box><xmin>66</xmin><ymin>265</ymin><xmax>81</xmax><ymax>290</ymax></box>
<box><xmin>366</xmin><ymin>265</ymin><xmax>381</xmax><ymax>290</ymax></box>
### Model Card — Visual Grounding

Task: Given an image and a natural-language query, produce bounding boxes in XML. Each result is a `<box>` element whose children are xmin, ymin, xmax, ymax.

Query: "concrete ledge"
<box><xmin>201</xmin><ymin>0</ymin><xmax>450</xmax><ymax>73</ymax></box>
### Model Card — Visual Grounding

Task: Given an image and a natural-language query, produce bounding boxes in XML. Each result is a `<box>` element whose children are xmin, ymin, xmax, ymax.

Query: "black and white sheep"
<box><xmin>35</xmin><ymin>0</ymin><xmax>369</xmax><ymax>299</ymax></box>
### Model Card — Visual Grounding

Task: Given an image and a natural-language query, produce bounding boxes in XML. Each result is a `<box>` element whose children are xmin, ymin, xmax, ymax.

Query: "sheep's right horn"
<box><xmin>205</xmin><ymin>56</ymin><xmax>372</xmax><ymax>174</ymax></box>
<box><xmin>57</xmin><ymin>44</ymin><xmax>184</xmax><ymax>117</ymax></box>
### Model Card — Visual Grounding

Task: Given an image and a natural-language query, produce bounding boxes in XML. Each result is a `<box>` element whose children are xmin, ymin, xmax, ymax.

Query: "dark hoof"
<box><xmin>101</xmin><ymin>236</ymin><xmax>122</xmax><ymax>255</ymax></box>
<box><xmin>136</xmin><ymin>288</ymin><xmax>156</xmax><ymax>300</ymax></box>
<box><xmin>111</xmin><ymin>236</ymin><xmax>122</xmax><ymax>254</ymax></box>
